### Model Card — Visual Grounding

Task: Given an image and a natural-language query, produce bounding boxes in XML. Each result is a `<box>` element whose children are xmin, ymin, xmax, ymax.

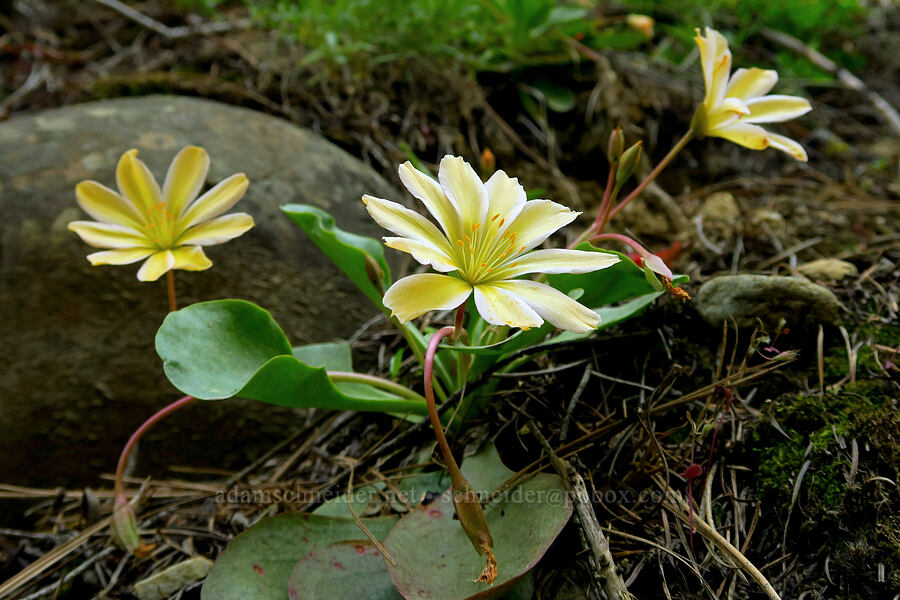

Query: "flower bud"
<box><xmin>452</xmin><ymin>480</ymin><xmax>497</xmax><ymax>584</ymax></box>
<box><xmin>626</xmin><ymin>14</ymin><xmax>655</xmax><ymax>38</ymax></box>
<box><xmin>112</xmin><ymin>495</ymin><xmax>154</xmax><ymax>557</ymax></box>
<box><xmin>480</xmin><ymin>148</ymin><xmax>495</xmax><ymax>173</ymax></box>
<box><xmin>607</xmin><ymin>127</ymin><xmax>624</xmax><ymax>164</ymax></box>
<box><xmin>615</xmin><ymin>141</ymin><xmax>643</xmax><ymax>186</ymax></box>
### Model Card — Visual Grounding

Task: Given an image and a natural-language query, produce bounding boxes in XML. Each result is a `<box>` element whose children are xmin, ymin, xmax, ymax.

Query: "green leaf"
<box><xmin>292</xmin><ymin>341</ymin><xmax>353</xmax><ymax>371</ymax></box>
<box><xmin>314</xmin><ymin>471</ymin><xmax>448</xmax><ymax>518</ymax></box>
<box><xmin>546</xmin><ymin>246</ymin><xmax>687</xmax><ymax>308</ymax></box>
<box><xmin>201</xmin><ymin>513</ymin><xmax>396</xmax><ymax>600</ymax></box>
<box><xmin>384</xmin><ymin>444</ymin><xmax>572</xmax><ymax>600</ymax></box>
<box><xmin>156</xmin><ymin>300</ymin><xmax>427</xmax><ymax>415</ymax></box>
<box><xmin>282</xmin><ymin>204</ymin><xmax>391</xmax><ymax>310</ymax></box>
<box><xmin>288</xmin><ymin>541</ymin><xmax>401</xmax><ymax>600</ymax></box>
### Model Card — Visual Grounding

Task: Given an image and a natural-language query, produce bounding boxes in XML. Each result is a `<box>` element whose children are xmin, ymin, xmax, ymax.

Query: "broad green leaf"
<box><xmin>288</xmin><ymin>541</ymin><xmax>401</xmax><ymax>600</ymax></box>
<box><xmin>384</xmin><ymin>444</ymin><xmax>572</xmax><ymax>600</ymax></box>
<box><xmin>528</xmin><ymin>78</ymin><xmax>576</xmax><ymax>113</ymax></box>
<box><xmin>315</xmin><ymin>471</ymin><xmax>448</xmax><ymax>518</ymax></box>
<box><xmin>201</xmin><ymin>514</ymin><xmax>396</xmax><ymax>600</ymax></box>
<box><xmin>292</xmin><ymin>341</ymin><xmax>353</xmax><ymax>371</ymax></box>
<box><xmin>282</xmin><ymin>203</ymin><xmax>391</xmax><ymax>310</ymax></box>
<box><xmin>156</xmin><ymin>300</ymin><xmax>427</xmax><ymax>415</ymax></box>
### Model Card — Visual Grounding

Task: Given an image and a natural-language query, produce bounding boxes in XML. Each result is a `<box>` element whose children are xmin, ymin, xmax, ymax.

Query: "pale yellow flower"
<box><xmin>693</xmin><ymin>27</ymin><xmax>812</xmax><ymax>161</ymax></box>
<box><xmin>363</xmin><ymin>156</ymin><xmax>620</xmax><ymax>333</ymax></box>
<box><xmin>68</xmin><ymin>146</ymin><xmax>254</xmax><ymax>281</ymax></box>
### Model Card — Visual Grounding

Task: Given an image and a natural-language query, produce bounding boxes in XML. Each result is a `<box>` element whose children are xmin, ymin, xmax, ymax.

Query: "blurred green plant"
<box><xmin>623</xmin><ymin>0</ymin><xmax>870</xmax><ymax>78</ymax></box>
<box><xmin>239</xmin><ymin>0</ymin><xmax>592</xmax><ymax>69</ymax></box>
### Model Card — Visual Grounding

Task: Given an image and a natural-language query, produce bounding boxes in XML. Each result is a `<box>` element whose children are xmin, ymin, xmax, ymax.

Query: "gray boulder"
<box><xmin>0</xmin><ymin>96</ymin><xmax>398</xmax><ymax>486</ymax></box>
<box><xmin>695</xmin><ymin>274</ymin><xmax>842</xmax><ymax>329</ymax></box>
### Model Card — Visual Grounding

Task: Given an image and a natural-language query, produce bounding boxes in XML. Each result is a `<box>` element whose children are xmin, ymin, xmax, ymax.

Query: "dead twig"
<box><xmin>91</xmin><ymin>0</ymin><xmax>252</xmax><ymax>39</ymax></box>
<box><xmin>529</xmin><ymin>421</ymin><xmax>634</xmax><ymax>600</ymax></box>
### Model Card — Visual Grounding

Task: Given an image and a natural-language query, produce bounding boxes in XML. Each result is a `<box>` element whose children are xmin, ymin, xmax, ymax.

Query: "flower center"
<box><xmin>454</xmin><ymin>213</ymin><xmax>526</xmax><ymax>284</ymax></box>
<box><xmin>142</xmin><ymin>201</ymin><xmax>176</xmax><ymax>249</ymax></box>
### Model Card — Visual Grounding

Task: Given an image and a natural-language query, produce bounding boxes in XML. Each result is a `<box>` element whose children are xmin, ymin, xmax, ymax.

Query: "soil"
<box><xmin>1</xmin><ymin>2</ymin><xmax>898</xmax><ymax>599</ymax></box>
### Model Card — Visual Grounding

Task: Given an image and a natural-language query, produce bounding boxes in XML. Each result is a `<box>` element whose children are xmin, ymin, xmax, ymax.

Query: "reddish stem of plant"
<box><xmin>166</xmin><ymin>270</ymin><xmax>177</xmax><ymax>312</ymax></box>
<box><xmin>589</xmin><ymin>232</ymin><xmax>652</xmax><ymax>257</ymax></box>
<box><xmin>424</xmin><ymin>326</ymin><xmax>466</xmax><ymax>488</ymax></box>
<box><xmin>586</xmin><ymin>166</ymin><xmax>617</xmax><ymax>242</ymax></box>
<box><xmin>606</xmin><ymin>130</ymin><xmax>693</xmax><ymax>222</ymax></box>
<box><xmin>114</xmin><ymin>395</ymin><xmax>195</xmax><ymax>502</ymax></box>
<box><xmin>453</xmin><ymin>303</ymin><xmax>466</xmax><ymax>341</ymax></box>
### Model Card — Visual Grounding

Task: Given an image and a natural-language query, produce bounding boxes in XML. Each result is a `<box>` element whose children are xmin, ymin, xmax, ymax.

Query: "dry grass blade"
<box><xmin>0</xmin><ymin>517</ymin><xmax>111</xmax><ymax>600</ymax></box>
<box><xmin>653</xmin><ymin>475</ymin><xmax>782</xmax><ymax>600</ymax></box>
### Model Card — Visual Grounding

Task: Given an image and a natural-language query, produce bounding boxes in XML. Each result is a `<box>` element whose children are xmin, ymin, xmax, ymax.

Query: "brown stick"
<box><xmin>529</xmin><ymin>422</ymin><xmax>634</xmax><ymax>600</ymax></box>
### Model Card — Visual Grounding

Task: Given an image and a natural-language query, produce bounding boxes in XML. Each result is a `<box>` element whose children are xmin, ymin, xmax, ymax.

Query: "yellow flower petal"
<box><xmin>506</xmin><ymin>199</ymin><xmax>579</xmax><ymax>253</ymax></box>
<box><xmin>744</xmin><ymin>95</ymin><xmax>812</xmax><ymax>124</ymax></box>
<box><xmin>696</xmin><ymin>27</ymin><xmax>730</xmax><ymax>107</ymax></box>
<box><xmin>383</xmin><ymin>273</ymin><xmax>473</xmax><ymax>322</ymax></box>
<box><xmin>75</xmin><ymin>180</ymin><xmax>145</xmax><ymax>227</ymax></box>
<box><xmin>115</xmin><ymin>149</ymin><xmax>160</xmax><ymax>216</ymax></box>
<box><xmin>438</xmin><ymin>156</ymin><xmax>488</xmax><ymax>230</ymax></box>
<box><xmin>170</xmin><ymin>246</ymin><xmax>213</xmax><ymax>271</ymax></box>
<box><xmin>383</xmin><ymin>237</ymin><xmax>458</xmax><ymax>272</ymax></box>
<box><xmin>68</xmin><ymin>221</ymin><xmax>150</xmax><ymax>249</ymax></box>
<box><xmin>493</xmin><ymin>248</ymin><xmax>619</xmax><ymax>279</ymax></box>
<box><xmin>136</xmin><ymin>250</ymin><xmax>176</xmax><ymax>281</ymax></box>
<box><xmin>87</xmin><ymin>247</ymin><xmax>155</xmax><ymax>266</ymax></box>
<box><xmin>726</xmin><ymin>67</ymin><xmax>778</xmax><ymax>100</ymax></box>
<box><xmin>398</xmin><ymin>162</ymin><xmax>460</xmax><ymax>240</ymax></box>
<box><xmin>362</xmin><ymin>195</ymin><xmax>449</xmax><ymax>250</ymax></box>
<box><xmin>483</xmin><ymin>170</ymin><xmax>525</xmax><ymax>233</ymax></box>
<box><xmin>177</xmin><ymin>213</ymin><xmax>254</xmax><ymax>246</ymax></box>
<box><xmin>180</xmin><ymin>173</ymin><xmax>249</xmax><ymax>229</ymax></box>
<box><xmin>712</xmin><ymin>122</ymin><xmax>770</xmax><ymax>150</ymax></box>
<box><xmin>473</xmin><ymin>283</ymin><xmax>543</xmax><ymax>330</ymax></box>
<box><xmin>766</xmin><ymin>132</ymin><xmax>808</xmax><ymax>162</ymax></box>
<box><xmin>163</xmin><ymin>146</ymin><xmax>210</xmax><ymax>218</ymax></box>
<box><xmin>492</xmin><ymin>280</ymin><xmax>600</xmax><ymax>333</ymax></box>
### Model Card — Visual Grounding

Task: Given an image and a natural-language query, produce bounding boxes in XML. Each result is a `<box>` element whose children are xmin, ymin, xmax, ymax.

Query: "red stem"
<box><xmin>606</xmin><ymin>130</ymin><xmax>693</xmax><ymax>221</ymax></box>
<box><xmin>453</xmin><ymin>303</ymin><xmax>466</xmax><ymax>341</ymax></box>
<box><xmin>114</xmin><ymin>395</ymin><xmax>195</xmax><ymax>501</ymax></box>
<box><xmin>425</xmin><ymin>327</ymin><xmax>467</xmax><ymax>488</ymax></box>
<box><xmin>589</xmin><ymin>232</ymin><xmax>651</xmax><ymax>256</ymax></box>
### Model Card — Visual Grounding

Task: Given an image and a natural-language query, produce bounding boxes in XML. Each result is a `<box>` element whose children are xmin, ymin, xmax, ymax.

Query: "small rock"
<box><xmin>798</xmin><ymin>258</ymin><xmax>858</xmax><ymax>281</ymax></box>
<box><xmin>695</xmin><ymin>274</ymin><xmax>841</xmax><ymax>328</ymax></box>
<box><xmin>698</xmin><ymin>192</ymin><xmax>740</xmax><ymax>222</ymax></box>
<box><xmin>621</xmin><ymin>197</ymin><xmax>671</xmax><ymax>236</ymax></box>
<box><xmin>133</xmin><ymin>556</ymin><xmax>213</xmax><ymax>600</ymax></box>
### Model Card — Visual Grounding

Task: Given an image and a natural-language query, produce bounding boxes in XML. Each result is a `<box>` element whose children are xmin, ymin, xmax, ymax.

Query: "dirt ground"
<box><xmin>1</xmin><ymin>2</ymin><xmax>898</xmax><ymax>599</ymax></box>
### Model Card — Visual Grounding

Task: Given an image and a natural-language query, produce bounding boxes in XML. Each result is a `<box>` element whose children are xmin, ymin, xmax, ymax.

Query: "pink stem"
<box><xmin>425</xmin><ymin>327</ymin><xmax>466</xmax><ymax>488</ymax></box>
<box><xmin>114</xmin><ymin>395</ymin><xmax>195</xmax><ymax>502</ymax></box>
<box><xmin>606</xmin><ymin>130</ymin><xmax>693</xmax><ymax>221</ymax></box>
<box><xmin>589</xmin><ymin>232</ymin><xmax>652</xmax><ymax>257</ymax></box>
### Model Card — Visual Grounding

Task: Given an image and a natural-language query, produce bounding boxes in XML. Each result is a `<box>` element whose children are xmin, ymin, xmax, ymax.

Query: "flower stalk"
<box><xmin>425</xmin><ymin>326</ymin><xmax>496</xmax><ymax>584</ymax></box>
<box><xmin>166</xmin><ymin>270</ymin><xmax>177</xmax><ymax>312</ymax></box>
<box><xmin>112</xmin><ymin>395</ymin><xmax>195</xmax><ymax>555</ymax></box>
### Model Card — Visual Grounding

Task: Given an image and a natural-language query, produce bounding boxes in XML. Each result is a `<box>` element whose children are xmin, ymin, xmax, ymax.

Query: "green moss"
<box><xmin>824</xmin><ymin>322</ymin><xmax>900</xmax><ymax>379</ymax></box>
<box><xmin>753</xmin><ymin>379</ymin><xmax>896</xmax><ymax>522</ymax></box>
